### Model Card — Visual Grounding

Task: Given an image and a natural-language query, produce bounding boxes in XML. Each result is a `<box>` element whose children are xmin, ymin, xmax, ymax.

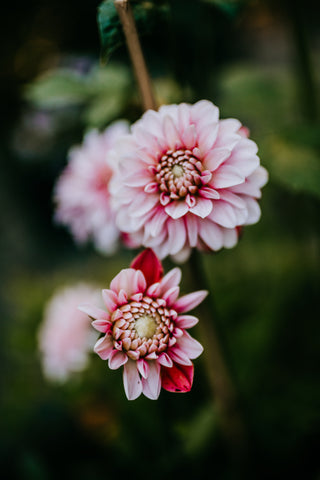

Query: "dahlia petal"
<box><xmin>173</xmin><ymin>290</ymin><xmax>208</xmax><ymax>313</ymax></box>
<box><xmin>166</xmin><ymin>218</ymin><xmax>187</xmax><ymax>255</ymax></box>
<box><xmin>209</xmin><ymin>201</ymin><xmax>238</xmax><ymax>228</ymax></box>
<box><xmin>165</xmin><ymin>201</ymin><xmax>189</xmax><ymax>219</ymax></box>
<box><xmin>243</xmin><ymin>197</ymin><xmax>261</xmax><ymax>225</ymax></box>
<box><xmin>159</xmin><ymin>267</ymin><xmax>182</xmax><ymax>294</ymax></box>
<box><xmin>147</xmin><ymin>282</ymin><xmax>161</xmax><ymax>298</ymax></box>
<box><xmin>219</xmin><ymin>190</ymin><xmax>246</xmax><ymax>209</ymax></box>
<box><xmin>158</xmin><ymin>352</ymin><xmax>173</xmax><ymax>367</ymax></box>
<box><xmin>130</xmin><ymin>248</ymin><xmax>163</xmax><ymax>286</ymax></box>
<box><xmin>212</xmin><ymin>165</ymin><xmax>245</xmax><ymax>189</ymax></box>
<box><xmin>144</xmin><ymin>208</ymin><xmax>167</xmax><ymax>237</ymax></box>
<box><xmin>117</xmin><ymin>289</ymin><xmax>128</xmax><ymax>305</ymax></box>
<box><xmin>91</xmin><ymin>319</ymin><xmax>112</xmax><ymax>333</ymax></box>
<box><xmin>108</xmin><ymin>350</ymin><xmax>128</xmax><ymax>370</ymax></box>
<box><xmin>160</xmin><ymin>192</ymin><xmax>171</xmax><ymax>206</ymax></box>
<box><xmin>124</xmin><ymin>170</ymin><xmax>153</xmax><ymax>187</ymax></box>
<box><xmin>177</xmin><ymin>103</ymin><xmax>191</xmax><ymax>132</ymax></box>
<box><xmin>181</xmin><ymin>124</ymin><xmax>197</xmax><ymax>149</ymax></box>
<box><xmin>78</xmin><ymin>304</ymin><xmax>109</xmax><ymax>321</ymax></box>
<box><xmin>102</xmin><ymin>289</ymin><xmax>118</xmax><ymax>313</ymax></box>
<box><xmin>163</xmin><ymin>115</ymin><xmax>182</xmax><ymax>150</ymax></box>
<box><xmin>161</xmin><ymin>363</ymin><xmax>194</xmax><ymax>393</ymax></box>
<box><xmin>94</xmin><ymin>335</ymin><xmax>114</xmax><ymax>360</ymax></box>
<box><xmin>227</xmin><ymin>150</ymin><xmax>260</xmax><ymax>177</ymax></box>
<box><xmin>205</xmin><ymin>147</ymin><xmax>231</xmax><ymax>171</ymax></box>
<box><xmin>191</xmin><ymin>100</ymin><xmax>219</xmax><ymax>126</ymax></box>
<box><xmin>169</xmin><ymin>346</ymin><xmax>193</xmax><ymax>365</ymax></box>
<box><xmin>137</xmin><ymin>358</ymin><xmax>149</xmax><ymax>379</ymax></box>
<box><xmin>177</xmin><ymin>331</ymin><xmax>204</xmax><ymax>359</ymax></box>
<box><xmin>110</xmin><ymin>268</ymin><xmax>147</xmax><ymax>298</ymax></box>
<box><xmin>144</xmin><ymin>182</ymin><xmax>159</xmax><ymax>193</ymax></box>
<box><xmin>129</xmin><ymin>193</ymin><xmax>159</xmax><ymax>218</ymax></box>
<box><xmin>134</xmin><ymin>269</ymin><xmax>148</xmax><ymax>294</ymax></box>
<box><xmin>199</xmin><ymin>220</ymin><xmax>224</xmax><ymax>251</ymax></box>
<box><xmin>185</xmin><ymin>214</ymin><xmax>198</xmax><ymax>247</ymax></box>
<box><xmin>189</xmin><ymin>198</ymin><xmax>213</xmax><ymax>218</ymax></box>
<box><xmin>142</xmin><ymin>361</ymin><xmax>161</xmax><ymax>400</ymax></box>
<box><xmin>175</xmin><ymin>315</ymin><xmax>199</xmax><ymax>329</ymax></box>
<box><xmin>218</xmin><ymin>118</ymin><xmax>242</xmax><ymax>134</ymax></box>
<box><xmin>223</xmin><ymin>228</ymin><xmax>239</xmax><ymax>248</ymax></box>
<box><xmin>199</xmin><ymin>186</ymin><xmax>220</xmax><ymax>200</ymax></box>
<box><xmin>197</xmin><ymin>122</ymin><xmax>219</xmax><ymax>152</ymax></box>
<box><xmin>162</xmin><ymin>286</ymin><xmax>180</xmax><ymax>306</ymax></box>
<box><xmin>123</xmin><ymin>360</ymin><xmax>143</xmax><ymax>400</ymax></box>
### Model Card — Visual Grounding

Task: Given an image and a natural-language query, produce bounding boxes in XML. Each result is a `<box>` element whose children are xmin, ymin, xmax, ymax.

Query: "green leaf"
<box><xmin>25</xmin><ymin>69</ymin><xmax>89</xmax><ymax>108</ymax></box>
<box><xmin>262</xmin><ymin>135</ymin><xmax>320</xmax><ymax>198</ymax></box>
<box><xmin>97</xmin><ymin>0</ymin><xmax>169</xmax><ymax>61</ymax></box>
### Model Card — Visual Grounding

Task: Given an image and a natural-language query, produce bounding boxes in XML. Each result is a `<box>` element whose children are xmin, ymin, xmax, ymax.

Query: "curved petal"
<box><xmin>161</xmin><ymin>363</ymin><xmax>194</xmax><ymax>393</ymax></box>
<box><xmin>91</xmin><ymin>319</ymin><xmax>112</xmax><ymax>333</ymax></box>
<box><xmin>123</xmin><ymin>359</ymin><xmax>143</xmax><ymax>400</ymax></box>
<box><xmin>94</xmin><ymin>335</ymin><xmax>114</xmax><ymax>360</ymax></box>
<box><xmin>78</xmin><ymin>304</ymin><xmax>109</xmax><ymax>321</ymax></box>
<box><xmin>102</xmin><ymin>289</ymin><xmax>118</xmax><ymax>313</ymax></box>
<box><xmin>175</xmin><ymin>315</ymin><xmax>199</xmax><ymax>329</ymax></box>
<box><xmin>173</xmin><ymin>290</ymin><xmax>208</xmax><ymax>313</ymax></box>
<box><xmin>108</xmin><ymin>350</ymin><xmax>128</xmax><ymax>370</ymax></box>
<box><xmin>159</xmin><ymin>268</ymin><xmax>182</xmax><ymax>295</ymax></box>
<box><xmin>165</xmin><ymin>201</ymin><xmax>189</xmax><ymax>219</ymax></box>
<box><xmin>142</xmin><ymin>361</ymin><xmax>161</xmax><ymax>400</ymax></box>
<box><xmin>189</xmin><ymin>198</ymin><xmax>213</xmax><ymax>218</ymax></box>
<box><xmin>158</xmin><ymin>352</ymin><xmax>173</xmax><ymax>367</ymax></box>
<box><xmin>110</xmin><ymin>268</ymin><xmax>146</xmax><ymax>298</ymax></box>
<box><xmin>169</xmin><ymin>346</ymin><xmax>193</xmax><ymax>365</ymax></box>
<box><xmin>137</xmin><ymin>358</ymin><xmax>149</xmax><ymax>379</ymax></box>
<box><xmin>176</xmin><ymin>332</ymin><xmax>203</xmax><ymax>359</ymax></box>
<box><xmin>130</xmin><ymin>248</ymin><xmax>163</xmax><ymax>286</ymax></box>
<box><xmin>162</xmin><ymin>286</ymin><xmax>180</xmax><ymax>307</ymax></box>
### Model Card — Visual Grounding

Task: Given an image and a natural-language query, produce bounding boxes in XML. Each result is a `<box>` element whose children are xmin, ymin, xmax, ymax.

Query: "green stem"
<box><xmin>187</xmin><ymin>250</ymin><xmax>248</xmax><ymax>456</ymax></box>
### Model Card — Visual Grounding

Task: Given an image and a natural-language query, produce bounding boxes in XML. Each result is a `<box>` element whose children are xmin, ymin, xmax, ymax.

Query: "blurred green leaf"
<box><xmin>25</xmin><ymin>69</ymin><xmax>89</xmax><ymax>108</ymax></box>
<box><xmin>262</xmin><ymin>135</ymin><xmax>320</xmax><ymax>198</ymax></box>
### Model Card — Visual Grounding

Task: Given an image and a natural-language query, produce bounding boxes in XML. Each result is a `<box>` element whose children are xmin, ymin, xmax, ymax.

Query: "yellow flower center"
<box><xmin>134</xmin><ymin>315</ymin><xmax>157</xmax><ymax>339</ymax></box>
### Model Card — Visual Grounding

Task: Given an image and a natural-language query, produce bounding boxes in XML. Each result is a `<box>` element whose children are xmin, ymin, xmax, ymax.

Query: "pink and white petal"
<box><xmin>161</xmin><ymin>363</ymin><xmax>194</xmax><ymax>393</ymax></box>
<box><xmin>78</xmin><ymin>304</ymin><xmax>110</xmax><ymax>321</ymax></box>
<box><xmin>243</xmin><ymin>197</ymin><xmax>261</xmax><ymax>225</ymax></box>
<box><xmin>159</xmin><ymin>267</ymin><xmax>182</xmax><ymax>294</ymax></box>
<box><xmin>137</xmin><ymin>358</ymin><xmax>149</xmax><ymax>379</ymax></box>
<box><xmin>204</xmin><ymin>147</ymin><xmax>231</xmax><ymax>171</ymax></box>
<box><xmin>124</xmin><ymin>170</ymin><xmax>153</xmax><ymax>187</ymax></box>
<box><xmin>176</xmin><ymin>332</ymin><xmax>204</xmax><ymax>359</ymax></box>
<box><xmin>128</xmin><ymin>193</ymin><xmax>159</xmax><ymax>218</ymax></box>
<box><xmin>181</xmin><ymin>124</ymin><xmax>197</xmax><ymax>149</ymax></box>
<box><xmin>165</xmin><ymin>201</ymin><xmax>189</xmax><ymax>219</ymax></box>
<box><xmin>146</xmin><ymin>282</ymin><xmax>161</xmax><ymax>298</ymax></box>
<box><xmin>110</xmin><ymin>268</ymin><xmax>146</xmax><ymax>298</ymax></box>
<box><xmin>209</xmin><ymin>201</ymin><xmax>238</xmax><ymax>228</ymax></box>
<box><xmin>199</xmin><ymin>186</ymin><xmax>220</xmax><ymax>200</ymax></box>
<box><xmin>144</xmin><ymin>208</ymin><xmax>168</xmax><ymax>237</ymax></box>
<box><xmin>189</xmin><ymin>198</ymin><xmax>213</xmax><ymax>218</ymax></box>
<box><xmin>94</xmin><ymin>335</ymin><xmax>114</xmax><ymax>360</ymax></box>
<box><xmin>177</xmin><ymin>103</ymin><xmax>191</xmax><ymax>132</ymax></box>
<box><xmin>166</xmin><ymin>218</ymin><xmax>187</xmax><ymax>255</ymax></box>
<box><xmin>142</xmin><ymin>361</ymin><xmax>161</xmax><ymax>400</ymax></box>
<box><xmin>158</xmin><ymin>352</ymin><xmax>173</xmax><ymax>367</ymax></box>
<box><xmin>91</xmin><ymin>319</ymin><xmax>112</xmax><ymax>333</ymax></box>
<box><xmin>169</xmin><ymin>346</ymin><xmax>193</xmax><ymax>365</ymax></box>
<box><xmin>185</xmin><ymin>214</ymin><xmax>199</xmax><ymax>247</ymax></box>
<box><xmin>173</xmin><ymin>290</ymin><xmax>208</xmax><ymax>313</ymax></box>
<box><xmin>175</xmin><ymin>315</ymin><xmax>199</xmax><ymax>329</ymax></box>
<box><xmin>197</xmin><ymin>122</ymin><xmax>219</xmax><ymax>153</ymax></box>
<box><xmin>162</xmin><ymin>286</ymin><xmax>180</xmax><ymax>306</ymax></box>
<box><xmin>212</xmin><ymin>165</ymin><xmax>245</xmax><ymax>189</ymax></box>
<box><xmin>108</xmin><ymin>350</ymin><xmax>128</xmax><ymax>370</ymax></box>
<box><xmin>123</xmin><ymin>359</ymin><xmax>143</xmax><ymax>400</ymax></box>
<box><xmin>223</xmin><ymin>228</ymin><xmax>239</xmax><ymax>248</ymax></box>
<box><xmin>102</xmin><ymin>289</ymin><xmax>118</xmax><ymax>313</ymax></box>
<box><xmin>163</xmin><ymin>115</ymin><xmax>182</xmax><ymax>150</ymax></box>
<box><xmin>219</xmin><ymin>190</ymin><xmax>246</xmax><ymax>209</ymax></box>
<box><xmin>198</xmin><ymin>219</ymin><xmax>224</xmax><ymax>251</ymax></box>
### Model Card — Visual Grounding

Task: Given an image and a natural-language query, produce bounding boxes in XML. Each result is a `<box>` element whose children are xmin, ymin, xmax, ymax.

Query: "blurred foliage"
<box><xmin>1</xmin><ymin>0</ymin><xmax>320</xmax><ymax>479</ymax></box>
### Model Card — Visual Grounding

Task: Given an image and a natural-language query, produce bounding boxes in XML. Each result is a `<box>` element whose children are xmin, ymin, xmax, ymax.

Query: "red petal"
<box><xmin>130</xmin><ymin>248</ymin><xmax>163</xmax><ymax>286</ymax></box>
<box><xmin>161</xmin><ymin>363</ymin><xmax>194</xmax><ymax>393</ymax></box>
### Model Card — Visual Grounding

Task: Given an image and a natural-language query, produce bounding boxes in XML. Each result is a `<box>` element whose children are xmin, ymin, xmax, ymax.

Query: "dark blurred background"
<box><xmin>0</xmin><ymin>1</ymin><xmax>319</xmax><ymax>479</ymax></box>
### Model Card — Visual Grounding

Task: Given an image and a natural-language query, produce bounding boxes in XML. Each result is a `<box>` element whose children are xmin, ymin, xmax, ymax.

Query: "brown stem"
<box><xmin>114</xmin><ymin>0</ymin><xmax>157</xmax><ymax>111</ymax></box>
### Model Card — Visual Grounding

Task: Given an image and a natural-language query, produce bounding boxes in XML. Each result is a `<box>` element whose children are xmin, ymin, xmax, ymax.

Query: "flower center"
<box><xmin>135</xmin><ymin>315</ymin><xmax>157</xmax><ymax>338</ymax></box>
<box><xmin>111</xmin><ymin>296</ymin><xmax>177</xmax><ymax>360</ymax></box>
<box><xmin>155</xmin><ymin>148</ymin><xmax>203</xmax><ymax>199</ymax></box>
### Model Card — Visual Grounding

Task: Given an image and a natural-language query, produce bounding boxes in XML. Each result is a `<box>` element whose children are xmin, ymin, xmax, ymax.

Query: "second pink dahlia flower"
<box><xmin>79</xmin><ymin>249</ymin><xmax>207</xmax><ymax>400</ymax></box>
<box><xmin>110</xmin><ymin>100</ymin><xmax>268</xmax><ymax>260</ymax></box>
<box><xmin>54</xmin><ymin>121</ymin><xmax>129</xmax><ymax>254</ymax></box>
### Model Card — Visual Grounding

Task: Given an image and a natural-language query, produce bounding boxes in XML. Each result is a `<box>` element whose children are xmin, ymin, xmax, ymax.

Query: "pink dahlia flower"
<box><xmin>38</xmin><ymin>283</ymin><xmax>100</xmax><ymax>382</ymax></box>
<box><xmin>79</xmin><ymin>249</ymin><xmax>207</xmax><ymax>400</ymax></box>
<box><xmin>54</xmin><ymin>120</ymin><xmax>129</xmax><ymax>254</ymax></box>
<box><xmin>110</xmin><ymin>100</ymin><xmax>268</xmax><ymax>260</ymax></box>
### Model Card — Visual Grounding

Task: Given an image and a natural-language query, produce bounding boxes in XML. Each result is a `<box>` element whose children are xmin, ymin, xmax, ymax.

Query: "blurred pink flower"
<box><xmin>38</xmin><ymin>283</ymin><xmax>100</xmax><ymax>382</ymax></box>
<box><xmin>79</xmin><ymin>249</ymin><xmax>207</xmax><ymax>400</ymax></box>
<box><xmin>110</xmin><ymin>100</ymin><xmax>268</xmax><ymax>260</ymax></box>
<box><xmin>54</xmin><ymin>121</ymin><xmax>129</xmax><ymax>254</ymax></box>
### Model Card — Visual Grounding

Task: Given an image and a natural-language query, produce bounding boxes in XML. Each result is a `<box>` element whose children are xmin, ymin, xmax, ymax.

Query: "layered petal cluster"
<box><xmin>110</xmin><ymin>100</ymin><xmax>268</xmax><ymax>260</ymax></box>
<box><xmin>38</xmin><ymin>284</ymin><xmax>100</xmax><ymax>382</ymax></box>
<box><xmin>54</xmin><ymin>121</ymin><xmax>129</xmax><ymax>254</ymax></box>
<box><xmin>79</xmin><ymin>249</ymin><xmax>207</xmax><ymax>400</ymax></box>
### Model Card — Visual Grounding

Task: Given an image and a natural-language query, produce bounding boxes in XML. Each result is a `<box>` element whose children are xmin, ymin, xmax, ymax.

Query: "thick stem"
<box><xmin>114</xmin><ymin>0</ymin><xmax>157</xmax><ymax>111</ymax></box>
<box><xmin>187</xmin><ymin>250</ymin><xmax>248</xmax><ymax>456</ymax></box>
